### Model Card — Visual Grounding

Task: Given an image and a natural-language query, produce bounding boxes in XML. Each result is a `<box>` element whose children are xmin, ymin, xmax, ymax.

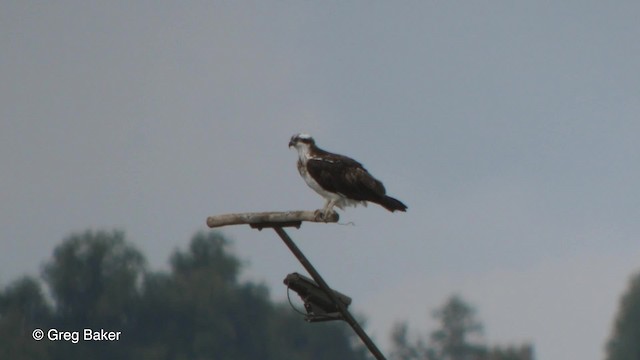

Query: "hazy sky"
<box><xmin>2</xmin><ymin>2</ymin><xmax>640</xmax><ymax>359</ymax></box>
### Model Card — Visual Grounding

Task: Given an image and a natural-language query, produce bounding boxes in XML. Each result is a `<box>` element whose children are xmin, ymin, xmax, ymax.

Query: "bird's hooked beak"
<box><xmin>288</xmin><ymin>139</ymin><xmax>295</xmax><ymax>148</ymax></box>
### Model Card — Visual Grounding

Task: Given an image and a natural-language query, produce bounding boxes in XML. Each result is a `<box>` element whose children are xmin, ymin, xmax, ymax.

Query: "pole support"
<box><xmin>205</xmin><ymin>210</ymin><xmax>386</xmax><ymax>360</ymax></box>
<box><xmin>272</xmin><ymin>226</ymin><xmax>387</xmax><ymax>360</ymax></box>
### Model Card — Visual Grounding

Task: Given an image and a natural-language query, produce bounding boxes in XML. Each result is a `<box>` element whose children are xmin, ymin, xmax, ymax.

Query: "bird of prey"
<box><xmin>289</xmin><ymin>133</ymin><xmax>407</xmax><ymax>218</ymax></box>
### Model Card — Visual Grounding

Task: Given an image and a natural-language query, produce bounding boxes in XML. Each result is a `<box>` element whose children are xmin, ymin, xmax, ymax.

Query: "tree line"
<box><xmin>389</xmin><ymin>295</ymin><xmax>532</xmax><ymax>360</ymax></box>
<box><xmin>5</xmin><ymin>229</ymin><xmax>636</xmax><ymax>359</ymax></box>
<box><xmin>0</xmin><ymin>231</ymin><xmax>367</xmax><ymax>360</ymax></box>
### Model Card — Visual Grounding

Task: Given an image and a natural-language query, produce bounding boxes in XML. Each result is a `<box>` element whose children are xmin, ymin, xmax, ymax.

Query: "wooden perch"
<box><xmin>206</xmin><ymin>210</ymin><xmax>339</xmax><ymax>229</ymax></box>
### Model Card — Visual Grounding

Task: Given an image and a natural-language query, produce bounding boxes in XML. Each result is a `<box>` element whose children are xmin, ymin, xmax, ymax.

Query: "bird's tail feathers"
<box><xmin>378</xmin><ymin>196</ymin><xmax>407</xmax><ymax>212</ymax></box>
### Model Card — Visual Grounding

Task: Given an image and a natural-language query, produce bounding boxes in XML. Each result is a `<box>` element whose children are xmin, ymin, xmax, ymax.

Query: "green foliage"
<box><xmin>485</xmin><ymin>346</ymin><xmax>534</xmax><ymax>360</ymax></box>
<box><xmin>0</xmin><ymin>277</ymin><xmax>52</xmax><ymax>360</ymax></box>
<box><xmin>390</xmin><ymin>322</ymin><xmax>428</xmax><ymax>360</ymax></box>
<box><xmin>429</xmin><ymin>295</ymin><xmax>484</xmax><ymax>360</ymax></box>
<box><xmin>0</xmin><ymin>230</ymin><xmax>366</xmax><ymax>360</ymax></box>
<box><xmin>43</xmin><ymin>230</ymin><xmax>145</xmax><ymax>326</ymax></box>
<box><xmin>606</xmin><ymin>271</ymin><xmax>640</xmax><ymax>360</ymax></box>
<box><xmin>169</xmin><ymin>232</ymin><xmax>240</xmax><ymax>285</ymax></box>
<box><xmin>390</xmin><ymin>295</ymin><xmax>533</xmax><ymax>360</ymax></box>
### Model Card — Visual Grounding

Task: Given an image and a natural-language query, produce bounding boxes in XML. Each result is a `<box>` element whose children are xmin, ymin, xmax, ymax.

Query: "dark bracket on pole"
<box><xmin>284</xmin><ymin>272</ymin><xmax>352</xmax><ymax>322</ymax></box>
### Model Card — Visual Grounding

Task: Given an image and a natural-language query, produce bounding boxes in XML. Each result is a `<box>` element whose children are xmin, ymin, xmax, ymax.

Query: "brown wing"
<box><xmin>306</xmin><ymin>155</ymin><xmax>386</xmax><ymax>201</ymax></box>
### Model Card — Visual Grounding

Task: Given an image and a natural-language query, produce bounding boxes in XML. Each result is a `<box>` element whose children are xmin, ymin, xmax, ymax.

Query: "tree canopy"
<box><xmin>0</xmin><ymin>230</ymin><xmax>367</xmax><ymax>360</ymax></box>
<box><xmin>390</xmin><ymin>295</ymin><xmax>533</xmax><ymax>360</ymax></box>
<box><xmin>606</xmin><ymin>271</ymin><xmax>640</xmax><ymax>360</ymax></box>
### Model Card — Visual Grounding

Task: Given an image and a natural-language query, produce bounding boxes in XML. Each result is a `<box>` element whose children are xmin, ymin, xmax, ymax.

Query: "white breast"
<box><xmin>297</xmin><ymin>159</ymin><xmax>341</xmax><ymax>201</ymax></box>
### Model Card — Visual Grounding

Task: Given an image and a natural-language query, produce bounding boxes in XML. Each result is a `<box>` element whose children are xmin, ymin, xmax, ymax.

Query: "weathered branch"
<box><xmin>206</xmin><ymin>210</ymin><xmax>339</xmax><ymax>228</ymax></box>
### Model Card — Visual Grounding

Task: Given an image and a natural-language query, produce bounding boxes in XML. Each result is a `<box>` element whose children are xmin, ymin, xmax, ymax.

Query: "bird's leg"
<box><xmin>323</xmin><ymin>199</ymin><xmax>337</xmax><ymax>219</ymax></box>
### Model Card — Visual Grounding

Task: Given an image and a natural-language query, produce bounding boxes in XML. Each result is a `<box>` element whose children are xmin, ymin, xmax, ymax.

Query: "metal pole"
<box><xmin>272</xmin><ymin>226</ymin><xmax>387</xmax><ymax>360</ymax></box>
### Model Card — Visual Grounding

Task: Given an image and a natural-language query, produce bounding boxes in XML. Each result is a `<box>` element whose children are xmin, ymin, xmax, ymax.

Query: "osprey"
<box><xmin>289</xmin><ymin>133</ymin><xmax>407</xmax><ymax>217</ymax></box>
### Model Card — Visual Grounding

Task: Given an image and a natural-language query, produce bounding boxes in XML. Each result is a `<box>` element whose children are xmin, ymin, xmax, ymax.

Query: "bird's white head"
<box><xmin>289</xmin><ymin>133</ymin><xmax>315</xmax><ymax>160</ymax></box>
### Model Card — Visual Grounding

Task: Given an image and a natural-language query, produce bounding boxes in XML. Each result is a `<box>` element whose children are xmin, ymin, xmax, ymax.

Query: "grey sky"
<box><xmin>2</xmin><ymin>2</ymin><xmax>640</xmax><ymax>359</ymax></box>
